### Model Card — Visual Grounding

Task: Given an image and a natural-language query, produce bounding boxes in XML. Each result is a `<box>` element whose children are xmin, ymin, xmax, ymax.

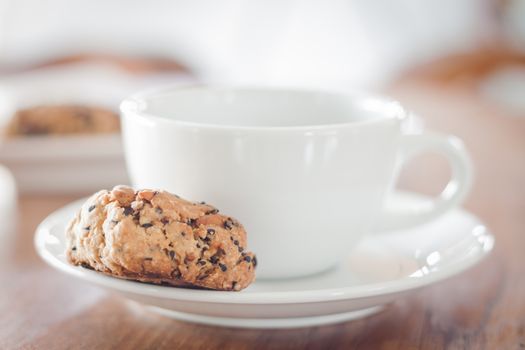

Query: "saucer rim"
<box><xmin>34</xmin><ymin>192</ymin><xmax>495</xmax><ymax>305</ymax></box>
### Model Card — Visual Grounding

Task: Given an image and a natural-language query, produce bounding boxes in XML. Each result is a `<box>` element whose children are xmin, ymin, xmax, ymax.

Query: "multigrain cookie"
<box><xmin>66</xmin><ymin>186</ymin><xmax>256</xmax><ymax>291</ymax></box>
<box><xmin>5</xmin><ymin>105</ymin><xmax>120</xmax><ymax>136</ymax></box>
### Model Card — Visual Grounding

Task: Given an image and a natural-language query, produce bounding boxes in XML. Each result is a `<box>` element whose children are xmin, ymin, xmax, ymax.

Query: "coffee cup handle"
<box><xmin>375</xmin><ymin>131</ymin><xmax>473</xmax><ymax>232</ymax></box>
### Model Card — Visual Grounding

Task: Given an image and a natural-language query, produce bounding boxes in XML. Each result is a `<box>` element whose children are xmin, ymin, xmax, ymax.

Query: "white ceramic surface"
<box><xmin>0</xmin><ymin>63</ymin><xmax>194</xmax><ymax>194</ymax></box>
<box><xmin>0</xmin><ymin>66</ymin><xmax>130</xmax><ymax>194</ymax></box>
<box><xmin>0</xmin><ymin>165</ymin><xmax>17</xmax><ymax>262</ymax></box>
<box><xmin>120</xmin><ymin>87</ymin><xmax>473</xmax><ymax>279</ymax></box>
<box><xmin>34</xmin><ymin>191</ymin><xmax>494</xmax><ymax>329</ymax></box>
<box><xmin>481</xmin><ymin>66</ymin><xmax>525</xmax><ymax>117</ymax></box>
<box><xmin>0</xmin><ymin>134</ymin><xmax>129</xmax><ymax>194</ymax></box>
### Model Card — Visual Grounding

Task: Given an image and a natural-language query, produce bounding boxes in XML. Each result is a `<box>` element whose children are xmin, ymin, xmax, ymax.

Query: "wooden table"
<box><xmin>1</xmin><ymin>69</ymin><xmax>525</xmax><ymax>349</ymax></box>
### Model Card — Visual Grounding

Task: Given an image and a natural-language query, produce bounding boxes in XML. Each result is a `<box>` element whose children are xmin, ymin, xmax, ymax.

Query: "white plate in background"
<box><xmin>0</xmin><ymin>165</ymin><xmax>16</xmax><ymax>262</ymax></box>
<box><xmin>0</xmin><ymin>134</ymin><xmax>128</xmax><ymax>194</ymax></box>
<box><xmin>0</xmin><ymin>62</ymin><xmax>195</xmax><ymax>194</ymax></box>
<box><xmin>480</xmin><ymin>65</ymin><xmax>525</xmax><ymax>117</ymax></box>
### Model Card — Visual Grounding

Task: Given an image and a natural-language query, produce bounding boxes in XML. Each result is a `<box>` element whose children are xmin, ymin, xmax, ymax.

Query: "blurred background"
<box><xmin>2</xmin><ymin>1</ymin><xmax>525</xmax><ymax>347</ymax></box>
<box><xmin>0</xmin><ymin>0</ymin><xmax>524</xmax><ymax>210</ymax></box>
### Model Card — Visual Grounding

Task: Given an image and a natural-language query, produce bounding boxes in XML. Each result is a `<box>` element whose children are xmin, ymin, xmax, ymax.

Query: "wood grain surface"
<box><xmin>1</xmin><ymin>63</ymin><xmax>525</xmax><ymax>349</ymax></box>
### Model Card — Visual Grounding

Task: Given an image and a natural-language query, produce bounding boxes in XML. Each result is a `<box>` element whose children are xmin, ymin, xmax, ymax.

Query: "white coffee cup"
<box><xmin>120</xmin><ymin>87</ymin><xmax>472</xmax><ymax>279</ymax></box>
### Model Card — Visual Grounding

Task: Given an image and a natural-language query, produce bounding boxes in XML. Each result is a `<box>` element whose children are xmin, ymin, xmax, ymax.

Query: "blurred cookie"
<box><xmin>66</xmin><ymin>185</ymin><xmax>256</xmax><ymax>291</ymax></box>
<box><xmin>5</xmin><ymin>105</ymin><xmax>120</xmax><ymax>136</ymax></box>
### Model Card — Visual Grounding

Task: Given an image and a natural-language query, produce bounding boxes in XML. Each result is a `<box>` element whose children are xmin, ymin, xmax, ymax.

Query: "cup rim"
<box><xmin>119</xmin><ymin>84</ymin><xmax>407</xmax><ymax>131</ymax></box>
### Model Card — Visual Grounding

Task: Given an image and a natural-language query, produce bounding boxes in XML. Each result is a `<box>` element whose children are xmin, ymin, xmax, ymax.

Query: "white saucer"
<box><xmin>34</xmin><ymin>192</ymin><xmax>494</xmax><ymax>329</ymax></box>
